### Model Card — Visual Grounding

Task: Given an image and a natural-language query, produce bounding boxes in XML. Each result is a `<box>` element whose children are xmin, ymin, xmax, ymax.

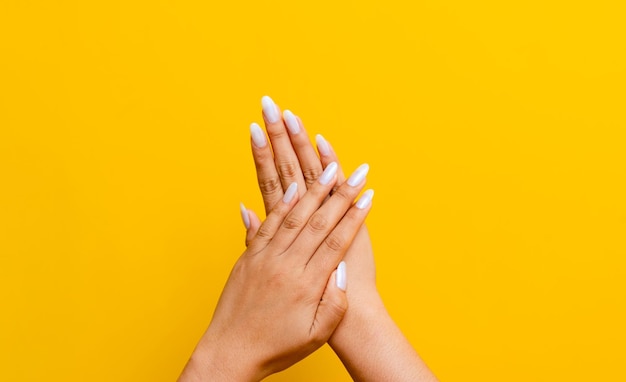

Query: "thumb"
<box><xmin>240</xmin><ymin>203</ymin><xmax>261</xmax><ymax>247</ymax></box>
<box><xmin>311</xmin><ymin>261</ymin><xmax>348</xmax><ymax>343</ymax></box>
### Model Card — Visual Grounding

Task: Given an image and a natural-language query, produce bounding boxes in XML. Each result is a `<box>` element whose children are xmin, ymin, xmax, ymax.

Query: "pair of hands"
<box><xmin>179</xmin><ymin>96</ymin><xmax>378</xmax><ymax>381</ymax></box>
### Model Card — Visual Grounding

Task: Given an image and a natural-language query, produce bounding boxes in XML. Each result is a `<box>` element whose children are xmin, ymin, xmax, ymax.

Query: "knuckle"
<box><xmin>282</xmin><ymin>214</ymin><xmax>304</xmax><ymax>230</ymax></box>
<box><xmin>307</xmin><ymin>213</ymin><xmax>330</xmax><ymax>233</ymax></box>
<box><xmin>332</xmin><ymin>186</ymin><xmax>354</xmax><ymax>204</ymax></box>
<box><xmin>267</xmin><ymin>127</ymin><xmax>288</xmax><ymax>140</ymax></box>
<box><xmin>256</xmin><ymin>224</ymin><xmax>273</xmax><ymax>240</ymax></box>
<box><xmin>302</xmin><ymin>167</ymin><xmax>323</xmax><ymax>185</ymax></box>
<box><xmin>326</xmin><ymin>298</ymin><xmax>347</xmax><ymax>321</ymax></box>
<box><xmin>277</xmin><ymin>161</ymin><xmax>300</xmax><ymax>179</ymax></box>
<box><xmin>259</xmin><ymin>177</ymin><xmax>282</xmax><ymax>195</ymax></box>
<box><xmin>324</xmin><ymin>233</ymin><xmax>346</xmax><ymax>252</ymax></box>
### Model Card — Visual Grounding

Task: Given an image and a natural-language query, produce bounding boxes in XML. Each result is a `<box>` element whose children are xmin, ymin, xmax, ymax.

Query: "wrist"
<box><xmin>328</xmin><ymin>288</ymin><xmax>386</xmax><ymax>349</ymax></box>
<box><xmin>179</xmin><ymin>333</ymin><xmax>263</xmax><ymax>382</ymax></box>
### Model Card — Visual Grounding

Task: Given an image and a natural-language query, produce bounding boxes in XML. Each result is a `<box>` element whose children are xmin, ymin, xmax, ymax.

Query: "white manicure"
<box><xmin>261</xmin><ymin>95</ymin><xmax>280</xmax><ymax>123</ymax></box>
<box><xmin>283</xmin><ymin>110</ymin><xmax>300</xmax><ymax>134</ymax></box>
<box><xmin>336</xmin><ymin>261</ymin><xmax>347</xmax><ymax>291</ymax></box>
<box><xmin>347</xmin><ymin>163</ymin><xmax>369</xmax><ymax>187</ymax></box>
<box><xmin>356</xmin><ymin>189</ymin><xmax>374</xmax><ymax>209</ymax></box>
<box><xmin>250</xmin><ymin>123</ymin><xmax>267</xmax><ymax>148</ymax></box>
<box><xmin>283</xmin><ymin>182</ymin><xmax>298</xmax><ymax>203</ymax></box>
<box><xmin>240</xmin><ymin>202</ymin><xmax>250</xmax><ymax>229</ymax></box>
<box><xmin>319</xmin><ymin>162</ymin><xmax>338</xmax><ymax>185</ymax></box>
<box><xmin>316</xmin><ymin>134</ymin><xmax>331</xmax><ymax>157</ymax></box>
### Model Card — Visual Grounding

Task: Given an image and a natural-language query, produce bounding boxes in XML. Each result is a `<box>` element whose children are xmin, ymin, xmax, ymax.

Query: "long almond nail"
<box><xmin>336</xmin><ymin>261</ymin><xmax>347</xmax><ymax>291</ymax></box>
<box><xmin>316</xmin><ymin>134</ymin><xmax>331</xmax><ymax>156</ymax></box>
<box><xmin>347</xmin><ymin>164</ymin><xmax>369</xmax><ymax>187</ymax></box>
<box><xmin>319</xmin><ymin>162</ymin><xmax>338</xmax><ymax>185</ymax></box>
<box><xmin>356</xmin><ymin>189</ymin><xmax>374</xmax><ymax>209</ymax></box>
<box><xmin>283</xmin><ymin>110</ymin><xmax>300</xmax><ymax>134</ymax></box>
<box><xmin>250</xmin><ymin>123</ymin><xmax>267</xmax><ymax>148</ymax></box>
<box><xmin>240</xmin><ymin>202</ymin><xmax>250</xmax><ymax>229</ymax></box>
<box><xmin>261</xmin><ymin>95</ymin><xmax>280</xmax><ymax>123</ymax></box>
<box><xmin>283</xmin><ymin>182</ymin><xmax>298</xmax><ymax>203</ymax></box>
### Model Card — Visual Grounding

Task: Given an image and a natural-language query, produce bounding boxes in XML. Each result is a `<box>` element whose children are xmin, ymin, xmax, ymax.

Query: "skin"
<box><xmin>251</xmin><ymin>98</ymin><xmax>438</xmax><ymax>382</ymax></box>
<box><xmin>178</xmin><ymin>155</ymin><xmax>372</xmax><ymax>382</ymax></box>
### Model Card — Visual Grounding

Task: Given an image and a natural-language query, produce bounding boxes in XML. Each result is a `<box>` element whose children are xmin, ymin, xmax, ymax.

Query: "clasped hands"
<box><xmin>179</xmin><ymin>96</ymin><xmax>434</xmax><ymax>382</ymax></box>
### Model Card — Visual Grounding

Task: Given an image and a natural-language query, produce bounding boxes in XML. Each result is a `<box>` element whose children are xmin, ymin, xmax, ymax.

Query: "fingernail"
<box><xmin>356</xmin><ymin>189</ymin><xmax>374</xmax><ymax>209</ymax></box>
<box><xmin>347</xmin><ymin>163</ymin><xmax>369</xmax><ymax>187</ymax></box>
<box><xmin>261</xmin><ymin>95</ymin><xmax>280</xmax><ymax>123</ymax></box>
<box><xmin>316</xmin><ymin>134</ymin><xmax>331</xmax><ymax>157</ymax></box>
<box><xmin>240</xmin><ymin>202</ymin><xmax>250</xmax><ymax>229</ymax></box>
<box><xmin>283</xmin><ymin>182</ymin><xmax>298</xmax><ymax>203</ymax></box>
<box><xmin>319</xmin><ymin>162</ymin><xmax>338</xmax><ymax>185</ymax></box>
<box><xmin>336</xmin><ymin>261</ymin><xmax>347</xmax><ymax>291</ymax></box>
<box><xmin>250</xmin><ymin>123</ymin><xmax>267</xmax><ymax>148</ymax></box>
<box><xmin>283</xmin><ymin>110</ymin><xmax>300</xmax><ymax>134</ymax></box>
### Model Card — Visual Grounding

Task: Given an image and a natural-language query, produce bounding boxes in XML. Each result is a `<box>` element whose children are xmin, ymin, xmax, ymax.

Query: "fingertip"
<box><xmin>245</xmin><ymin>208</ymin><xmax>262</xmax><ymax>247</ymax></box>
<box><xmin>250</xmin><ymin>122</ymin><xmax>268</xmax><ymax>148</ymax></box>
<box><xmin>336</xmin><ymin>261</ymin><xmax>347</xmax><ymax>291</ymax></box>
<box><xmin>316</xmin><ymin>134</ymin><xmax>331</xmax><ymax>157</ymax></box>
<box><xmin>240</xmin><ymin>202</ymin><xmax>251</xmax><ymax>229</ymax></box>
<box><xmin>282</xmin><ymin>182</ymin><xmax>299</xmax><ymax>204</ymax></box>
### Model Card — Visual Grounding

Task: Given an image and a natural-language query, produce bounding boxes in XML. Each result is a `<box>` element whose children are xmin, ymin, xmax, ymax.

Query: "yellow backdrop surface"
<box><xmin>1</xmin><ymin>1</ymin><xmax>625</xmax><ymax>381</ymax></box>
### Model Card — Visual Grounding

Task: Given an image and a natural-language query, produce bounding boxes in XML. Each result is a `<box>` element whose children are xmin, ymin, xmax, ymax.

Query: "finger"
<box><xmin>261</xmin><ymin>96</ymin><xmax>308</xmax><ymax>196</ymax></box>
<box><xmin>307</xmin><ymin>189</ymin><xmax>374</xmax><ymax>275</ymax></box>
<box><xmin>243</xmin><ymin>206</ymin><xmax>262</xmax><ymax>247</ymax></box>
<box><xmin>250</xmin><ymin>122</ymin><xmax>283</xmax><ymax>215</ymax></box>
<box><xmin>283</xmin><ymin>112</ymin><xmax>324</xmax><ymax>189</ymax></box>
<box><xmin>315</xmin><ymin>134</ymin><xmax>347</xmax><ymax>184</ymax></box>
<box><xmin>247</xmin><ymin>182</ymin><xmax>300</xmax><ymax>253</ymax></box>
<box><xmin>308</xmin><ymin>262</ymin><xmax>348</xmax><ymax>346</ymax></box>
<box><xmin>289</xmin><ymin>164</ymin><xmax>369</xmax><ymax>264</ymax></box>
<box><xmin>266</xmin><ymin>162</ymin><xmax>339</xmax><ymax>253</ymax></box>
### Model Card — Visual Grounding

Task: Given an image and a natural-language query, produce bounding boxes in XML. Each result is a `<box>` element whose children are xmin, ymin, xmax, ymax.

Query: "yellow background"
<box><xmin>1</xmin><ymin>1</ymin><xmax>625</xmax><ymax>381</ymax></box>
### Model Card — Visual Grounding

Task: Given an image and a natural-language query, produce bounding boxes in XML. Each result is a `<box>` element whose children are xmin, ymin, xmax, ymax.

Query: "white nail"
<box><xmin>319</xmin><ymin>162</ymin><xmax>338</xmax><ymax>185</ymax></box>
<box><xmin>283</xmin><ymin>182</ymin><xmax>298</xmax><ymax>203</ymax></box>
<box><xmin>356</xmin><ymin>189</ymin><xmax>374</xmax><ymax>209</ymax></box>
<box><xmin>250</xmin><ymin>123</ymin><xmax>267</xmax><ymax>148</ymax></box>
<box><xmin>316</xmin><ymin>134</ymin><xmax>331</xmax><ymax>156</ymax></box>
<box><xmin>240</xmin><ymin>202</ymin><xmax>250</xmax><ymax>229</ymax></box>
<box><xmin>261</xmin><ymin>95</ymin><xmax>280</xmax><ymax>123</ymax></box>
<box><xmin>336</xmin><ymin>261</ymin><xmax>347</xmax><ymax>291</ymax></box>
<box><xmin>283</xmin><ymin>110</ymin><xmax>300</xmax><ymax>134</ymax></box>
<box><xmin>347</xmin><ymin>163</ymin><xmax>369</xmax><ymax>187</ymax></box>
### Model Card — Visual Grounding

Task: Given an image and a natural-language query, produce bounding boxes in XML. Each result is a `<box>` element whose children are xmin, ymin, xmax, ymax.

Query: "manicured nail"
<box><xmin>283</xmin><ymin>110</ymin><xmax>300</xmax><ymax>134</ymax></box>
<box><xmin>336</xmin><ymin>261</ymin><xmax>347</xmax><ymax>291</ymax></box>
<box><xmin>347</xmin><ymin>163</ymin><xmax>369</xmax><ymax>187</ymax></box>
<box><xmin>319</xmin><ymin>162</ymin><xmax>338</xmax><ymax>185</ymax></box>
<box><xmin>356</xmin><ymin>189</ymin><xmax>374</xmax><ymax>209</ymax></box>
<box><xmin>316</xmin><ymin>134</ymin><xmax>331</xmax><ymax>156</ymax></box>
<box><xmin>261</xmin><ymin>95</ymin><xmax>280</xmax><ymax>123</ymax></box>
<box><xmin>250</xmin><ymin>123</ymin><xmax>267</xmax><ymax>148</ymax></box>
<box><xmin>283</xmin><ymin>182</ymin><xmax>298</xmax><ymax>203</ymax></box>
<box><xmin>240</xmin><ymin>202</ymin><xmax>250</xmax><ymax>229</ymax></box>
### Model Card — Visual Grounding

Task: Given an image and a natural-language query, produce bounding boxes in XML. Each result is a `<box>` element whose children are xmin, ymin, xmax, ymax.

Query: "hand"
<box><xmin>179</xmin><ymin>159</ymin><xmax>373</xmax><ymax>382</ymax></box>
<box><xmin>249</xmin><ymin>96</ymin><xmax>437</xmax><ymax>381</ymax></box>
<box><xmin>250</xmin><ymin>96</ymin><xmax>381</xmax><ymax>330</ymax></box>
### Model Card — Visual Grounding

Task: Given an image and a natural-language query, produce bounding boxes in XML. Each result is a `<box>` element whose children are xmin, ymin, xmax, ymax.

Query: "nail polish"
<box><xmin>283</xmin><ymin>182</ymin><xmax>298</xmax><ymax>203</ymax></box>
<box><xmin>336</xmin><ymin>261</ymin><xmax>347</xmax><ymax>291</ymax></box>
<box><xmin>356</xmin><ymin>189</ymin><xmax>374</xmax><ymax>209</ymax></box>
<box><xmin>316</xmin><ymin>134</ymin><xmax>331</xmax><ymax>157</ymax></box>
<box><xmin>240</xmin><ymin>202</ymin><xmax>250</xmax><ymax>229</ymax></box>
<box><xmin>319</xmin><ymin>162</ymin><xmax>338</xmax><ymax>185</ymax></box>
<box><xmin>347</xmin><ymin>164</ymin><xmax>369</xmax><ymax>187</ymax></box>
<box><xmin>261</xmin><ymin>95</ymin><xmax>280</xmax><ymax>123</ymax></box>
<box><xmin>283</xmin><ymin>110</ymin><xmax>300</xmax><ymax>134</ymax></box>
<box><xmin>250</xmin><ymin>123</ymin><xmax>267</xmax><ymax>148</ymax></box>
